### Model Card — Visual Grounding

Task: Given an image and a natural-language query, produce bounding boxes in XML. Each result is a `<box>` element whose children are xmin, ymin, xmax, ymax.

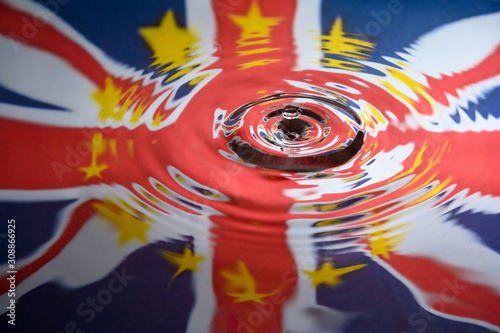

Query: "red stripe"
<box><xmin>0</xmin><ymin>119</ymin><xmax>108</xmax><ymax>189</ymax></box>
<box><xmin>210</xmin><ymin>0</ymin><xmax>296</xmax><ymax>77</ymax></box>
<box><xmin>207</xmin><ymin>1</ymin><xmax>299</xmax><ymax>331</ymax></box>
<box><xmin>0</xmin><ymin>2</ymin><xmax>108</xmax><ymax>88</ymax></box>
<box><xmin>416</xmin><ymin>44</ymin><xmax>500</xmax><ymax>115</ymax></box>
<box><xmin>385</xmin><ymin>254</ymin><xmax>500</xmax><ymax>327</ymax></box>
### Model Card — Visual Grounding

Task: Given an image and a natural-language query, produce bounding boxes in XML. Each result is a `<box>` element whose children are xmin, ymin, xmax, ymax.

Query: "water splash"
<box><xmin>223</xmin><ymin>92</ymin><xmax>365</xmax><ymax>171</ymax></box>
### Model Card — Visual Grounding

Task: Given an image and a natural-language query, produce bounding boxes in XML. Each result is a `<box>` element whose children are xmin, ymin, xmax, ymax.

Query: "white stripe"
<box><xmin>397</xmin><ymin>11</ymin><xmax>500</xmax><ymax>79</ymax></box>
<box><xmin>0</xmin><ymin>214</ymin><xmax>144</xmax><ymax>315</ymax></box>
<box><xmin>0</xmin><ymin>35</ymin><xmax>101</xmax><ymax>125</ymax></box>
<box><xmin>0</xmin><ymin>102</ymin><xmax>99</xmax><ymax>127</ymax></box>
<box><xmin>186</xmin><ymin>0</ymin><xmax>217</xmax><ymax>57</ymax></box>
<box><xmin>0</xmin><ymin>186</ymin><xmax>99</xmax><ymax>201</ymax></box>
<box><xmin>185</xmin><ymin>241</ymin><xmax>216</xmax><ymax>333</ymax></box>
<box><xmin>394</xmin><ymin>195</ymin><xmax>500</xmax><ymax>295</ymax></box>
<box><xmin>284</xmin><ymin>218</ymin><xmax>354</xmax><ymax>332</ymax></box>
<box><xmin>456</xmin><ymin>190</ymin><xmax>500</xmax><ymax>215</ymax></box>
<box><xmin>377</xmin><ymin>12</ymin><xmax>500</xmax><ymax>132</ymax></box>
<box><xmin>182</xmin><ymin>1</ymin><xmax>218</xmax><ymax>331</ymax></box>
<box><xmin>293</xmin><ymin>0</ymin><xmax>322</xmax><ymax>71</ymax></box>
<box><xmin>283</xmin><ymin>217</ymin><xmax>322</xmax><ymax>332</ymax></box>
<box><xmin>376</xmin><ymin>258</ymin><xmax>500</xmax><ymax>331</ymax></box>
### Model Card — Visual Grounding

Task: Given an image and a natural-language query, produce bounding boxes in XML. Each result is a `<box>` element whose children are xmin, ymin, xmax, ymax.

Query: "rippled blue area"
<box><xmin>51</xmin><ymin>0</ymin><xmax>186</xmax><ymax>69</ymax></box>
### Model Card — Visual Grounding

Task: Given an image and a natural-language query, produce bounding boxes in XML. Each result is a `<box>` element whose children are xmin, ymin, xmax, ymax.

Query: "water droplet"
<box><xmin>282</xmin><ymin>105</ymin><xmax>301</xmax><ymax>119</ymax></box>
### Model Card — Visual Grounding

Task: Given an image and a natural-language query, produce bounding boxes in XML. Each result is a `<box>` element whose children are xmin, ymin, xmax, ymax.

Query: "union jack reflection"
<box><xmin>1</xmin><ymin>0</ymin><xmax>500</xmax><ymax>332</ymax></box>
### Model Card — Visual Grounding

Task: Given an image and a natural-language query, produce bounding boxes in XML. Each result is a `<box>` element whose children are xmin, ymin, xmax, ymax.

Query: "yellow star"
<box><xmin>220</xmin><ymin>261</ymin><xmax>272</xmax><ymax>304</ymax></box>
<box><xmin>78</xmin><ymin>133</ymin><xmax>108</xmax><ymax>181</ymax></box>
<box><xmin>321</xmin><ymin>17</ymin><xmax>373</xmax><ymax>59</ymax></box>
<box><xmin>304</xmin><ymin>262</ymin><xmax>366</xmax><ymax>288</ymax></box>
<box><xmin>160</xmin><ymin>247</ymin><xmax>205</xmax><ymax>278</ymax></box>
<box><xmin>226</xmin><ymin>290</ymin><xmax>272</xmax><ymax>304</ymax></box>
<box><xmin>370</xmin><ymin>230</ymin><xmax>391</xmax><ymax>259</ymax></box>
<box><xmin>92</xmin><ymin>77</ymin><xmax>123</xmax><ymax>122</ymax></box>
<box><xmin>319</xmin><ymin>17</ymin><xmax>374</xmax><ymax>71</ymax></box>
<box><xmin>93</xmin><ymin>199</ymin><xmax>151</xmax><ymax>246</ymax></box>
<box><xmin>228</xmin><ymin>1</ymin><xmax>282</xmax><ymax>42</ymax></box>
<box><xmin>140</xmin><ymin>10</ymin><xmax>199</xmax><ymax>71</ymax></box>
<box><xmin>78</xmin><ymin>163</ymin><xmax>108</xmax><ymax>181</ymax></box>
<box><xmin>369</xmin><ymin>229</ymin><xmax>407</xmax><ymax>259</ymax></box>
<box><xmin>92</xmin><ymin>77</ymin><xmax>153</xmax><ymax>124</ymax></box>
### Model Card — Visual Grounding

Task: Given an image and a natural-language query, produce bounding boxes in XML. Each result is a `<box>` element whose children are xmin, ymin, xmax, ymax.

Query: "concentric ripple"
<box><xmin>222</xmin><ymin>93</ymin><xmax>365</xmax><ymax>171</ymax></box>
